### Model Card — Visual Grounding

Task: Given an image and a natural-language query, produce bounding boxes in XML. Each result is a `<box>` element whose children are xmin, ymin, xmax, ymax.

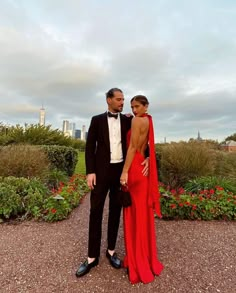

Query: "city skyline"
<box><xmin>13</xmin><ymin>105</ymin><xmax>224</xmax><ymax>143</ymax></box>
<box><xmin>0</xmin><ymin>103</ymin><xmax>233</xmax><ymax>143</ymax></box>
<box><xmin>61</xmin><ymin>118</ymin><xmax>87</xmax><ymax>140</ymax></box>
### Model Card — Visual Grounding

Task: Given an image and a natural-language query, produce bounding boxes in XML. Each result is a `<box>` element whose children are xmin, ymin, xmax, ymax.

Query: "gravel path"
<box><xmin>0</xmin><ymin>193</ymin><xmax>235</xmax><ymax>293</ymax></box>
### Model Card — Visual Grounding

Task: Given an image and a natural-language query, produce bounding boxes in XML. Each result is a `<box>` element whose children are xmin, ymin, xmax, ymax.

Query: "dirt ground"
<box><xmin>0</xmin><ymin>193</ymin><xmax>235</xmax><ymax>293</ymax></box>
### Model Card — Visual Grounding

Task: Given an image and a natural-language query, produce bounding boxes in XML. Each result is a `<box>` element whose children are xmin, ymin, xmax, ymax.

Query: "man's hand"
<box><xmin>141</xmin><ymin>157</ymin><xmax>149</xmax><ymax>176</ymax></box>
<box><xmin>87</xmin><ymin>173</ymin><xmax>96</xmax><ymax>190</ymax></box>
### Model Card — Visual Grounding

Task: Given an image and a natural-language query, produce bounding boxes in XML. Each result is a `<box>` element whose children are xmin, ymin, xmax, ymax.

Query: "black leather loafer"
<box><xmin>106</xmin><ymin>250</ymin><xmax>122</xmax><ymax>269</ymax></box>
<box><xmin>75</xmin><ymin>258</ymin><xmax>99</xmax><ymax>277</ymax></box>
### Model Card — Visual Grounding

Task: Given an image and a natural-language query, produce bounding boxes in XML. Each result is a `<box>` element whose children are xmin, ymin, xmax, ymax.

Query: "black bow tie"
<box><xmin>107</xmin><ymin>112</ymin><xmax>118</xmax><ymax>119</ymax></box>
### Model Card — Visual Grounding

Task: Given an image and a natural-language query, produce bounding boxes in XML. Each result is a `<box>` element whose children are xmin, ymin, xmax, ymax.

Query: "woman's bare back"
<box><xmin>131</xmin><ymin>116</ymin><xmax>149</xmax><ymax>156</ymax></box>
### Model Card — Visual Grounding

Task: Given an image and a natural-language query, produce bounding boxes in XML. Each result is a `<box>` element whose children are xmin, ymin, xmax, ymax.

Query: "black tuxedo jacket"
<box><xmin>85</xmin><ymin>112</ymin><xmax>132</xmax><ymax>180</ymax></box>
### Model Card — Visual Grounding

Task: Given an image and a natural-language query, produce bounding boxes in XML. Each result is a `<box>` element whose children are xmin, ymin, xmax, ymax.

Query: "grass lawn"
<box><xmin>74</xmin><ymin>151</ymin><xmax>86</xmax><ymax>175</ymax></box>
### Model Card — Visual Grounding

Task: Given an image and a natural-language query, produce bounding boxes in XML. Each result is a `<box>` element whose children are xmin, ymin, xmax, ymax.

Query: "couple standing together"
<box><xmin>76</xmin><ymin>88</ymin><xmax>164</xmax><ymax>284</ymax></box>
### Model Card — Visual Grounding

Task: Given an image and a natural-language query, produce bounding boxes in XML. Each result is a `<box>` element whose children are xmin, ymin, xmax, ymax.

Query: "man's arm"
<box><xmin>85</xmin><ymin>116</ymin><xmax>97</xmax><ymax>175</ymax></box>
<box><xmin>85</xmin><ymin>116</ymin><xmax>98</xmax><ymax>190</ymax></box>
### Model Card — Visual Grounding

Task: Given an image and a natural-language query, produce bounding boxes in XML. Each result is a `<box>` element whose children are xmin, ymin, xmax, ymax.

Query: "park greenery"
<box><xmin>0</xmin><ymin>123</ymin><xmax>235</xmax><ymax>222</ymax></box>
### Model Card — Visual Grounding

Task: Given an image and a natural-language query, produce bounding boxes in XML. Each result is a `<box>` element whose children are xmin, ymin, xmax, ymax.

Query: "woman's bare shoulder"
<box><xmin>131</xmin><ymin>116</ymin><xmax>144</xmax><ymax>126</ymax></box>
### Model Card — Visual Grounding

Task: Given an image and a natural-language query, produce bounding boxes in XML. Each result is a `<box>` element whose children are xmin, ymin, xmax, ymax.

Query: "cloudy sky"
<box><xmin>0</xmin><ymin>0</ymin><xmax>235</xmax><ymax>142</ymax></box>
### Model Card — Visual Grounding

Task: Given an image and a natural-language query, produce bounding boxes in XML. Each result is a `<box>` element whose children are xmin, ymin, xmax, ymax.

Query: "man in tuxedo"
<box><xmin>76</xmin><ymin>88</ymin><xmax>148</xmax><ymax>277</ymax></box>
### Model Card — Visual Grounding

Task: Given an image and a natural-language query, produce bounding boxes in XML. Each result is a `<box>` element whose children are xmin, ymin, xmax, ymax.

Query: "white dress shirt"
<box><xmin>107</xmin><ymin>112</ymin><xmax>123</xmax><ymax>163</ymax></box>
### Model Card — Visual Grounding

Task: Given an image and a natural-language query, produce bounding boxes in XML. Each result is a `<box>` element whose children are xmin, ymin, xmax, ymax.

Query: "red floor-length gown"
<box><xmin>123</xmin><ymin>114</ymin><xmax>164</xmax><ymax>284</ymax></box>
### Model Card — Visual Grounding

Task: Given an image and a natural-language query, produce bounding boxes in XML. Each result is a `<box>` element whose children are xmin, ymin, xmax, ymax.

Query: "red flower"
<box><xmin>199</xmin><ymin>196</ymin><xmax>203</xmax><ymax>201</ymax></box>
<box><xmin>170</xmin><ymin>204</ymin><xmax>177</xmax><ymax>209</ymax></box>
<box><xmin>179</xmin><ymin>203</ymin><xmax>184</xmax><ymax>207</ymax></box>
<box><xmin>185</xmin><ymin>202</ymin><xmax>191</xmax><ymax>206</ymax></box>
<box><xmin>209</xmin><ymin>189</ymin><xmax>215</xmax><ymax>194</ymax></box>
<box><xmin>216</xmin><ymin>186</ymin><xmax>224</xmax><ymax>191</ymax></box>
<box><xmin>178</xmin><ymin>187</ymin><xmax>185</xmax><ymax>194</ymax></box>
<box><xmin>192</xmin><ymin>204</ymin><xmax>197</xmax><ymax>210</ymax></box>
<box><xmin>51</xmin><ymin>208</ymin><xmax>57</xmax><ymax>214</ymax></box>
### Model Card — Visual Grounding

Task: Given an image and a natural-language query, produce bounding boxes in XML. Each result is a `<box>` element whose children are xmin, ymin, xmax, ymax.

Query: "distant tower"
<box><xmin>39</xmin><ymin>105</ymin><xmax>45</xmax><ymax>126</ymax></box>
<box><xmin>197</xmin><ymin>131</ymin><xmax>202</xmax><ymax>141</ymax></box>
<box><xmin>81</xmin><ymin>125</ymin><xmax>86</xmax><ymax>141</ymax></box>
<box><xmin>69</xmin><ymin>122</ymin><xmax>76</xmax><ymax>138</ymax></box>
<box><xmin>75</xmin><ymin>129</ymin><xmax>81</xmax><ymax>139</ymax></box>
<box><xmin>62</xmin><ymin>120</ymin><xmax>70</xmax><ymax>134</ymax></box>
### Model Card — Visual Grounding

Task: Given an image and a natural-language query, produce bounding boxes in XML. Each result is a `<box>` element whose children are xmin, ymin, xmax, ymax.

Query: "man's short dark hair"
<box><xmin>106</xmin><ymin>88</ymin><xmax>123</xmax><ymax>99</ymax></box>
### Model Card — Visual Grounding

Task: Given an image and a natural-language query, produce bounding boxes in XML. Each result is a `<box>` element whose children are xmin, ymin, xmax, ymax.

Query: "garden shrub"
<box><xmin>185</xmin><ymin>176</ymin><xmax>236</xmax><ymax>194</ymax></box>
<box><xmin>159</xmin><ymin>141</ymin><xmax>216</xmax><ymax>188</ymax></box>
<box><xmin>215</xmin><ymin>151</ymin><xmax>236</xmax><ymax>181</ymax></box>
<box><xmin>0</xmin><ymin>183</ymin><xmax>22</xmax><ymax>218</ymax></box>
<box><xmin>0</xmin><ymin>174</ymin><xmax>89</xmax><ymax>222</ymax></box>
<box><xmin>0</xmin><ymin>177</ymin><xmax>50</xmax><ymax>219</ymax></box>
<box><xmin>44</xmin><ymin>174</ymin><xmax>89</xmax><ymax>221</ymax></box>
<box><xmin>43</xmin><ymin>196</ymin><xmax>71</xmax><ymax>222</ymax></box>
<box><xmin>0</xmin><ymin>144</ymin><xmax>50</xmax><ymax>179</ymax></box>
<box><xmin>43</xmin><ymin>168</ymin><xmax>68</xmax><ymax>189</ymax></box>
<box><xmin>42</xmin><ymin>145</ymin><xmax>78</xmax><ymax>176</ymax></box>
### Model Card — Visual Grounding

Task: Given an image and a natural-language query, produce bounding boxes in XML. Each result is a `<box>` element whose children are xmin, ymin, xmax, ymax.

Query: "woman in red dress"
<box><xmin>120</xmin><ymin>95</ymin><xmax>164</xmax><ymax>284</ymax></box>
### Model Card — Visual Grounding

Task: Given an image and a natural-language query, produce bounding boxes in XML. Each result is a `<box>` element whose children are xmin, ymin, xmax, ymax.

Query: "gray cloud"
<box><xmin>0</xmin><ymin>0</ymin><xmax>236</xmax><ymax>142</ymax></box>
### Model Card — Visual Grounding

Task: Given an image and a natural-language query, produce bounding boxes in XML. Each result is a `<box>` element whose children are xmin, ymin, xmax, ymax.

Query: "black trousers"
<box><xmin>88</xmin><ymin>162</ymin><xmax>123</xmax><ymax>258</ymax></box>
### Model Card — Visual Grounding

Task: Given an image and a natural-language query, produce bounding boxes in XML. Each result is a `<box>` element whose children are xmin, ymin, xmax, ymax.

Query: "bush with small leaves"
<box><xmin>159</xmin><ymin>141</ymin><xmax>216</xmax><ymax>188</ymax></box>
<box><xmin>0</xmin><ymin>144</ymin><xmax>50</xmax><ymax>179</ymax></box>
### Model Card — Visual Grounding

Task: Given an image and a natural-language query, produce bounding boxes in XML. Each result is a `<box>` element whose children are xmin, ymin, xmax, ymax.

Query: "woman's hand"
<box><xmin>120</xmin><ymin>172</ymin><xmax>128</xmax><ymax>185</ymax></box>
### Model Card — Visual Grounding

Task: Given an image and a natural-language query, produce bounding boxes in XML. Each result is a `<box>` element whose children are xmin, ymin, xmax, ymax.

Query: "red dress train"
<box><xmin>123</xmin><ymin>115</ymin><xmax>164</xmax><ymax>284</ymax></box>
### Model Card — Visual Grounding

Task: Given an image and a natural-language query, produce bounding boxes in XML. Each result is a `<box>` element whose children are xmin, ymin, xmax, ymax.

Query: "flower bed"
<box><xmin>44</xmin><ymin>174</ymin><xmax>89</xmax><ymax>221</ymax></box>
<box><xmin>0</xmin><ymin>174</ymin><xmax>89</xmax><ymax>222</ymax></box>
<box><xmin>160</xmin><ymin>183</ymin><xmax>236</xmax><ymax>220</ymax></box>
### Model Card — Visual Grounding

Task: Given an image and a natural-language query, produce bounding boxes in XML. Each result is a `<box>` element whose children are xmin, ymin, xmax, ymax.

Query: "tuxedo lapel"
<box><xmin>120</xmin><ymin>114</ymin><xmax>128</xmax><ymax>152</ymax></box>
<box><xmin>102</xmin><ymin>112</ymin><xmax>110</xmax><ymax>150</ymax></box>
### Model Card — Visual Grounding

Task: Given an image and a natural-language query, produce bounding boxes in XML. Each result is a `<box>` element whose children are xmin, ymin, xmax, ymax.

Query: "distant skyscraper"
<box><xmin>81</xmin><ymin>125</ymin><xmax>86</xmax><ymax>141</ymax></box>
<box><xmin>39</xmin><ymin>105</ymin><xmax>45</xmax><ymax>126</ymax></box>
<box><xmin>69</xmin><ymin>122</ymin><xmax>76</xmax><ymax>138</ymax></box>
<box><xmin>75</xmin><ymin>129</ymin><xmax>81</xmax><ymax>139</ymax></box>
<box><xmin>62</xmin><ymin>120</ymin><xmax>70</xmax><ymax>133</ymax></box>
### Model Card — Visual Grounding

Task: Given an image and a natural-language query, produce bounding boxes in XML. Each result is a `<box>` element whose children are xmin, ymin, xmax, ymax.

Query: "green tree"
<box><xmin>0</xmin><ymin>123</ymin><xmax>82</xmax><ymax>147</ymax></box>
<box><xmin>225</xmin><ymin>133</ymin><xmax>236</xmax><ymax>142</ymax></box>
